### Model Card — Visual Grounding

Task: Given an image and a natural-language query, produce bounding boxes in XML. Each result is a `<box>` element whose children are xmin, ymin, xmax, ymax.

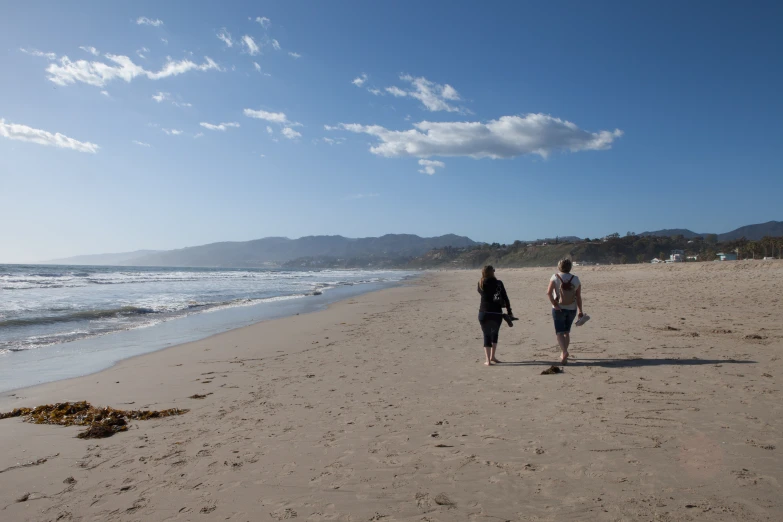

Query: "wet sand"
<box><xmin>1</xmin><ymin>262</ymin><xmax>781</xmax><ymax>521</ymax></box>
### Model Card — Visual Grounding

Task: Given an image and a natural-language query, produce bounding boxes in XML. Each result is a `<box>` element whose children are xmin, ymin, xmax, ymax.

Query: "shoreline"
<box><xmin>0</xmin><ymin>274</ymin><xmax>420</xmax><ymax>395</ymax></box>
<box><xmin>1</xmin><ymin>265</ymin><xmax>781</xmax><ymax>521</ymax></box>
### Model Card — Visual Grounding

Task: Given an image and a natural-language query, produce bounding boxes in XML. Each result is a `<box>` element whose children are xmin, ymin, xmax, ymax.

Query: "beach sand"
<box><xmin>1</xmin><ymin>262</ymin><xmax>781</xmax><ymax>521</ymax></box>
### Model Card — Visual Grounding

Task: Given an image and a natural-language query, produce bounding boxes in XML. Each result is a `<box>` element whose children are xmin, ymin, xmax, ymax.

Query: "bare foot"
<box><xmin>491</xmin><ymin>358</ymin><xmax>501</xmax><ymax>363</ymax></box>
<box><xmin>560</xmin><ymin>352</ymin><xmax>569</xmax><ymax>365</ymax></box>
<box><xmin>484</xmin><ymin>361</ymin><xmax>492</xmax><ymax>366</ymax></box>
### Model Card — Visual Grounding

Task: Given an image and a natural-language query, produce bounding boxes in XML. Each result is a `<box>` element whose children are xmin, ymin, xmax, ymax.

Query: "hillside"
<box><xmin>640</xmin><ymin>221</ymin><xmax>783</xmax><ymax>241</ymax></box>
<box><xmin>117</xmin><ymin>234</ymin><xmax>479</xmax><ymax>268</ymax></box>
<box><xmin>718</xmin><ymin>221</ymin><xmax>783</xmax><ymax>241</ymax></box>
<box><xmin>406</xmin><ymin>234</ymin><xmax>783</xmax><ymax>269</ymax></box>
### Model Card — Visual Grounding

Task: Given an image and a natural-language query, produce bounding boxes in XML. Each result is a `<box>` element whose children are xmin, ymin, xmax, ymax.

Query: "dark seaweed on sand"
<box><xmin>0</xmin><ymin>401</ymin><xmax>188</xmax><ymax>439</ymax></box>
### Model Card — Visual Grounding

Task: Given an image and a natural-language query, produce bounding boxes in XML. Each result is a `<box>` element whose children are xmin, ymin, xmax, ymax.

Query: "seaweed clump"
<box><xmin>0</xmin><ymin>401</ymin><xmax>188</xmax><ymax>439</ymax></box>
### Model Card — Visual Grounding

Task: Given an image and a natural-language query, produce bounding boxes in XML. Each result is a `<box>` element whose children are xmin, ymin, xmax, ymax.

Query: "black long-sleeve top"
<box><xmin>477</xmin><ymin>278</ymin><xmax>511</xmax><ymax>315</ymax></box>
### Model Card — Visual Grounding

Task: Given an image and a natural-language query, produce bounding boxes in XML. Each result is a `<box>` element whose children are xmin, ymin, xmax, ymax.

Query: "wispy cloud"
<box><xmin>345</xmin><ymin>193</ymin><xmax>380</xmax><ymax>200</ymax></box>
<box><xmin>281</xmin><ymin>127</ymin><xmax>301</xmax><ymax>140</ymax></box>
<box><xmin>322</xmin><ymin>137</ymin><xmax>345</xmax><ymax>145</ymax></box>
<box><xmin>136</xmin><ymin>47</ymin><xmax>150</xmax><ymax>59</ymax></box>
<box><xmin>0</xmin><ymin>118</ymin><xmax>99</xmax><ymax>153</ymax></box>
<box><xmin>19</xmin><ymin>48</ymin><xmax>56</xmax><ymax>60</ymax></box>
<box><xmin>266</xmin><ymin>126</ymin><xmax>274</xmax><ymax>135</ymax></box>
<box><xmin>199</xmin><ymin>121</ymin><xmax>240</xmax><ymax>131</ymax></box>
<box><xmin>136</xmin><ymin>17</ymin><xmax>163</xmax><ymax>27</ymax></box>
<box><xmin>244</xmin><ymin>108</ymin><xmax>300</xmax><ymax>127</ymax></box>
<box><xmin>46</xmin><ymin>54</ymin><xmax>220</xmax><ymax>87</ymax></box>
<box><xmin>79</xmin><ymin>46</ymin><xmax>100</xmax><ymax>56</ymax></box>
<box><xmin>217</xmin><ymin>28</ymin><xmax>233</xmax><ymax>48</ymax></box>
<box><xmin>152</xmin><ymin>91</ymin><xmax>169</xmax><ymax>103</ymax></box>
<box><xmin>255</xmin><ymin>16</ymin><xmax>271</xmax><ymax>28</ymax></box>
<box><xmin>335</xmin><ymin>114</ymin><xmax>623</xmax><ymax>160</ymax></box>
<box><xmin>384</xmin><ymin>75</ymin><xmax>462</xmax><ymax>112</ymax></box>
<box><xmin>271</xmin><ymin>39</ymin><xmax>281</xmax><ymax>51</ymax></box>
<box><xmin>162</xmin><ymin>128</ymin><xmax>182</xmax><ymax>136</ymax></box>
<box><xmin>288</xmin><ymin>52</ymin><xmax>301</xmax><ymax>59</ymax></box>
<box><xmin>100</xmin><ymin>90</ymin><xmax>110</xmax><ymax>97</ymax></box>
<box><xmin>253</xmin><ymin>62</ymin><xmax>261</xmax><ymax>72</ymax></box>
<box><xmin>242</xmin><ymin>35</ymin><xmax>260</xmax><ymax>55</ymax></box>
<box><xmin>132</xmin><ymin>140</ymin><xmax>151</xmax><ymax>147</ymax></box>
<box><xmin>352</xmin><ymin>73</ymin><xmax>368</xmax><ymax>87</ymax></box>
<box><xmin>194</xmin><ymin>132</ymin><xmax>204</xmax><ymax>139</ymax></box>
<box><xmin>418</xmin><ymin>159</ymin><xmax>445</xmax><ymax>175</ymax></box>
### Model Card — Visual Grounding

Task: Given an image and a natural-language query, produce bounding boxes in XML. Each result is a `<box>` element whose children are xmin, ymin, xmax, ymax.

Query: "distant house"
<box><xmin>651</xmin><ymin>258</ymin><xmax>663</xmax><ymax>264</ymax></box>
<box><xmin>716</xmin><ymin>252</ymin><xmax>737</xmax><ymax>261</ymax></box>
<box><xmin>687</xmin><ymin>255</ymin><xmax>699</xmax><ymax>261</ymax></box>
<box><xmin>667</xmin><ymin>249</ymin><xmax>685</xmax><ymax>263</ymax></box>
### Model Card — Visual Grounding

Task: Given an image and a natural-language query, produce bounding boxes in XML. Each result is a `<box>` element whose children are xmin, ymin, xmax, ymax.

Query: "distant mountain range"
<box><xmin>42</xmin><ymin>221</ymin><xmax>780</xmax><ymax>268</ymax></box>
<box><xmin>46</xmin><ymin>250</ymin><xmax>162</xmax><ymax>266</ymax></box>
<box><xmin>46</xmin><ymin>235</ymin><xmax>479</xmax><ymax>268</ymax></box>
<box><xmin>640</xmin><ymin>221</ymin><xmax>783</xmax><ymax>241</ymax></box>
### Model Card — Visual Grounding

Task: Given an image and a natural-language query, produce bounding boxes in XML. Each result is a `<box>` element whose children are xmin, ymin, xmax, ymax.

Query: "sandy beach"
<box><xmin>1</xmin><ymin>262</ymin><xmax>781</xmax><ymax>521</ymax></box>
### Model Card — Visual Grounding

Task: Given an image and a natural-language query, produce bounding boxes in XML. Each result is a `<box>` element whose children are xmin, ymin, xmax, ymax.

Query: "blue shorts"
<box><xmin>552</xmin><ymin>308</ymin><xmax>577</xmax><ymax>334</ymax></box>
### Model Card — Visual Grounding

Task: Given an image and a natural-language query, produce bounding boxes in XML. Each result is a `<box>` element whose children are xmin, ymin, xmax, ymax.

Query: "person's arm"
<box><xmin>547</xmin><ymin>279</ymin><xmax>561</xmax><ymax>310</ymax></box>
<box><xmin>501</xmin><ymin>282</ymin><xmax>512</xmax><ymax>313</ymax></box>
<box><xmin>576</xmin><ymin>285</ymin><xmax>584</xmax><ymax>317</ymax></box>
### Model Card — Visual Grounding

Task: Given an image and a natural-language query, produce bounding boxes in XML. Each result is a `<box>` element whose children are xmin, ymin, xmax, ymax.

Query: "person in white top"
<box><xmin>545</xmin><ymin>259</ymin><xmax>585</xmax><ymax>365</ymax></box>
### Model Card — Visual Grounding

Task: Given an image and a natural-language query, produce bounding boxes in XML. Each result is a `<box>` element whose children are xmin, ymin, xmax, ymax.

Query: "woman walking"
<box><xmin>546</xmin><ymin>259</ymin><xmax>586</xmax><ymax>365</ymax></box>
<box><xmin>477</xmin><ymin>265</ymin><xmax>513</xmax><ymax>366</ymax></box>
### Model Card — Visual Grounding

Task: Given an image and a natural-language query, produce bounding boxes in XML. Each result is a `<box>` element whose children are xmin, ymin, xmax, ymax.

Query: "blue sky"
<box><xmin>1</xmin><ymin>1</ymin><xmax>781</xmax><ymax>262</ymax></box>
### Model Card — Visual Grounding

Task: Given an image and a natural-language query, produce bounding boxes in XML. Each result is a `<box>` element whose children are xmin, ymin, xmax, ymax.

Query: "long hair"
<box><xmin>478</xmin><ymin>265</ymin><xmax>495</xmax><ymax>291</ymax></box>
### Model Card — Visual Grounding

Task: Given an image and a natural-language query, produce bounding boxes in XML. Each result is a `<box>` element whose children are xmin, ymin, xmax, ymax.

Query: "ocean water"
<box><xmin>0</xmin><ymin>264</ymin><xmax>416</xmax><ymax>391</ymax></box>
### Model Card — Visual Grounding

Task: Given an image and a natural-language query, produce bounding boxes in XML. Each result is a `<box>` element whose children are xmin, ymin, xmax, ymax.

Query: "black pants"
<box><xmin>478</xmin><ymin>312</ymin><xmax>502</xmax><ymax>347</ymax></box>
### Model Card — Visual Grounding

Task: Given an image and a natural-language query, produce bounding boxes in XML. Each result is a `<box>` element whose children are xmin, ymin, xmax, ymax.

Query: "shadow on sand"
<box><xmin>500</xmin><ymin>358</ymin><xmax>756</xmax><ymax>368</ymax></box>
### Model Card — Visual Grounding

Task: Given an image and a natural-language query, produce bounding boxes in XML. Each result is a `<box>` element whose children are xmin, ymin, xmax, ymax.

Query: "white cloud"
<box><xmin>385</xmin><ymin>86</ymin><xmax>407</xmax><ymax>97</ymax></box>
<box><xmin>147</xmin><ymin>56</ymin><xmax>220</xmax><ymax>80</ymax></box>
<box><xmin>244</xmin><ymin>108</ymin><xmax>300</xmax><ymax>126</ymax></box>
<box><xmin>136</xmin><ymin>17</ymin><xmax>163</xmax><ymax>27</ymax></box>
<box><xmin>152</xmin><ymin>91</ymin><xmax>190</xmax><ymax>107</ymax></box>
<box><xmin>217</xmin><ymin>28</ymin><xmax>233</xmax><ymax>47</ymax></box>
<box><xmin>322</xmin><ymin>137</ymin><xmax>345</xmax><ymax>145</ymax></box>
<box><xmin>352</xmin><ymin>73</ymin><xmax>368</xmax><ymax>87</ymax></box>
<box><xmin>418</xmin><ymin>159</ymin><xmax>445</xmax><ymax>175</ymax></box>
<box><xmin>100</xmin><ymin>90</ymin><xmax>110</xmax><ymax>97</ymax></box>
<box><xmin>255</xmin><ymin>16</ymin><xmax>271</xmax><ymax>28</ymax></box>
<box><xmin>136</xmin><ymin>47</ymin><xmax>150</xmax><ymax>59</ymax></box>
<box><xmin>46</xmin><ymin>54</ymin><xmax>220</xmax><ymax>87</ymax></box>
<box><xmin>79</xmin><ymin>46</ymin><xmax>100</xmax><ymax>56</ymax></box>
<box><xmin>368</xmin><ymin>88</ymin><xmax>382</xmax><ymax>96</ymax></box>
<box><xmin>161</xmin><ymin>38</ymin><xmax>168</xmax><ymax>45</ymax></box>
<box><xmin>259</xmin><ymin>154</ymin><xmax>266</xmax><ymax>158</ymax></box>
<box><xmin>336</xmin><ymin>114</ymin><xmax>623</xmax><ymax>160</ymax></box>
<box><xmin>20</xmin><ymin>48</ymin><xmax>56</xmax><ymax>60</ymax></box>
<box><xmin>288</xmin><ymin>52</ymin><xmax>301</xmax><ymax>59</ymax></box>
<box><xmin>200</xmin><ymin>121</ymin><xmax>240</xmax><ymax>131</ymax></box>
<box><xmin>194</xmin><ymin>132</ymin><xmax>204</xmax><ymax>139</ymax></box>
<box><xmin>162</xmin><ymin>128</ymin><xmax>182</xmax><ymax>136</ymax></box>
<box><xmin>281</xmin><ymin>127</ymin><xmax>301</xmax><ymax>140</ymax></box>
<box><xmin>132</xmin><ymin>140</ymin><xmax>151</xmax><ymax>147</ymax></box>
<box><xmin>266</xmin><ymin>126</ymin><xmax>274</xmax><ymax>134</ymax></box>
<box><xmin>271</xmin><ymin>39</ymin><xmax>281</xmax><ymax>51</ymax></box>
<box><xmin>0</xmin><ymin>118</ymin><xmax>98</xmax><ymax>153</ymax></box>
<box><xmin>242</xmin><ymin>35</ymin><xmax>260</xmax><ymax>55</ymax></box>
<box><xmin>253</xmin><ymin>62</ymin><xmax>261</xmax><ymax>72</ymax></box>
<box><xmin>346</xmin><ymin>193</ymin><xmax>380</xmax><ymax>200</ymax></box>
<box><xmin>384</xmin><ymin>75</ymin><xmax>462</xmax><ymax>112</ymax></box>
